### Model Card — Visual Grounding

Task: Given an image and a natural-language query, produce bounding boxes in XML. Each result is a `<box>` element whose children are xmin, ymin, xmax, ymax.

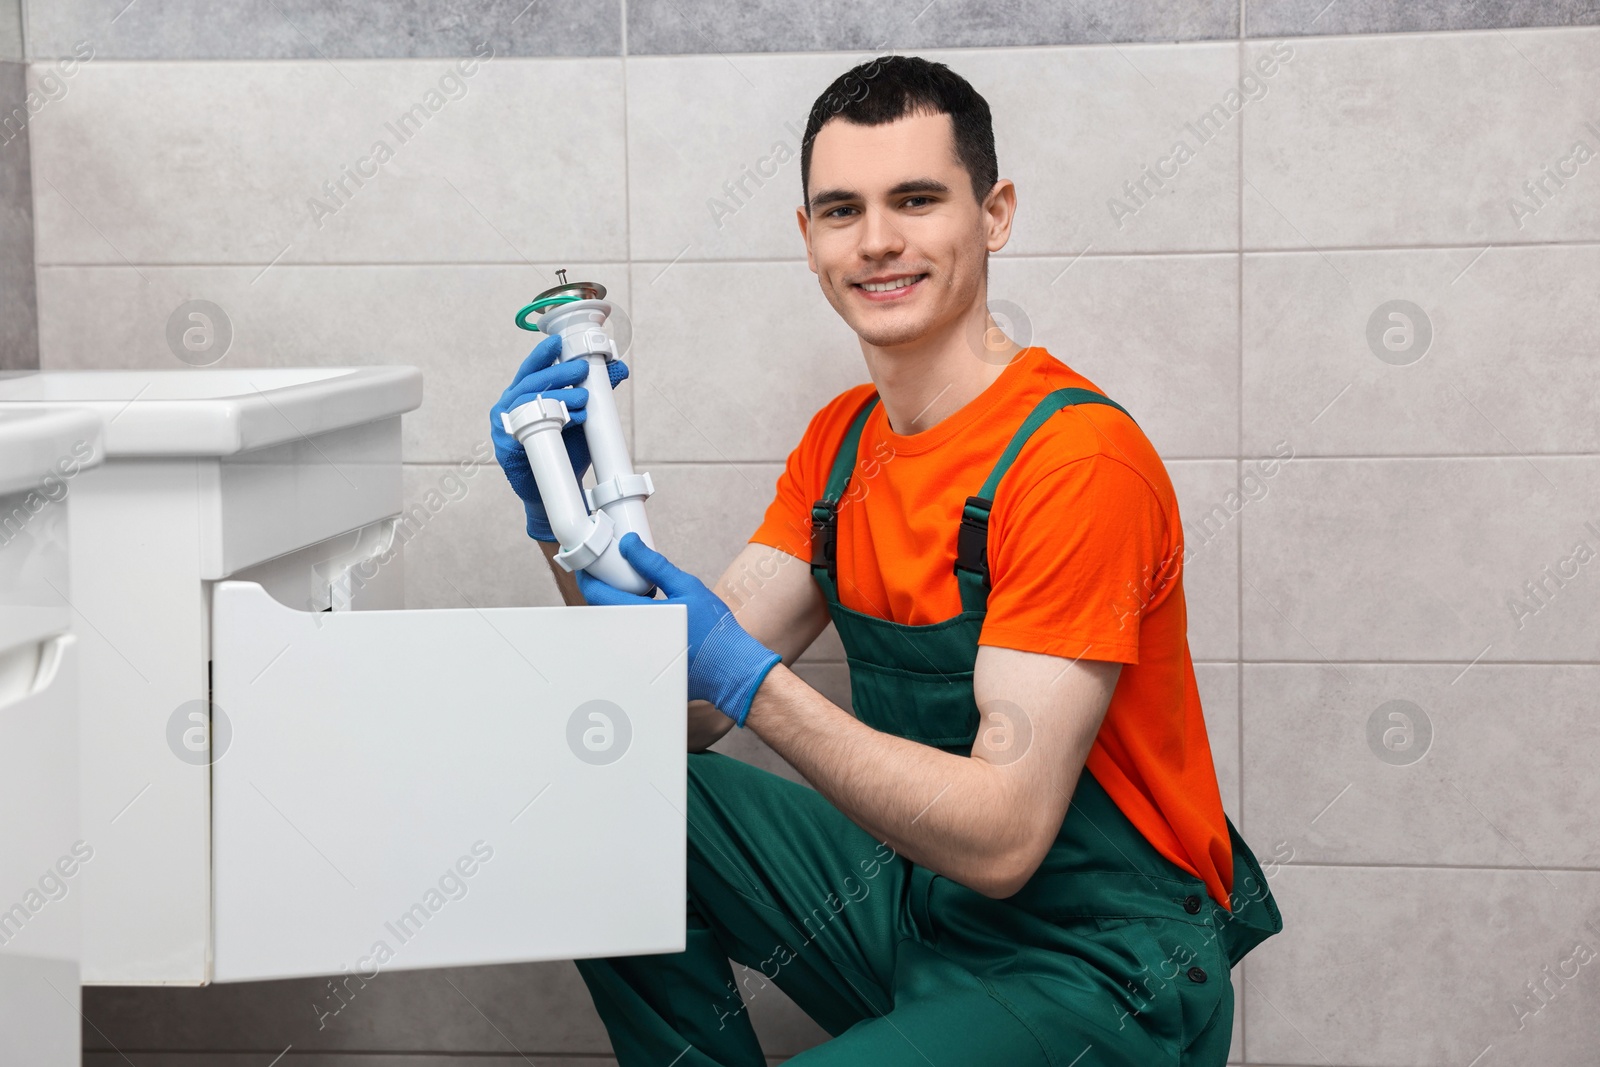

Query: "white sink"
<box><xmin>0</xmin><ymin>408</ymin><xmax>102</xmax><ymax>495</ymax></box>
<box><xmin>0</xmin><ymin>367</ymin><xmax>423</xmax><ymax>456</ymax></box>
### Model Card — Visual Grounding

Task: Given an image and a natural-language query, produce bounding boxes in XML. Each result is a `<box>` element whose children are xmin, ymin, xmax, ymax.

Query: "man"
<box><xmin>494</xmin><ymin>55</ymin><xmax>1282</xmax><ymax>1066</ymax></box>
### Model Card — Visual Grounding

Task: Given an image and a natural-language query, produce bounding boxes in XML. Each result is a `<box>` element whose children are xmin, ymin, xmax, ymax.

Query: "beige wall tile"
<box><xmin>1196</xmin><ymin>663</ymin><xmax>1241</xmax><ymax>824</ymax></box>
<box><xmin>988</xmin><ymin>253</ymin><xmax>1239</xmax><ymax>459</ymax></box>
<box><xmin>1243</xmin><ymin>457</ymin><xmax>1600</xmax><ymax>661</ymax></box>
<box><xmin>1172</xmin><ymin>460</ymin><xmax>1244</xmax><ymax>662</ymax></box>
<box><xmin>961</xmin><ymin>42</ymin><xmax>1244</xmax><ymax>255</ymax></box>
<box><xmin>629</xmin><ymin>259</ymin><xmax>865</xmax><ymax>463</ymax></box>
<box><xmin>1244</xmin><ymin>247</ymin><xmax>1600</xmax><ymax>456</ymax></box>
<box><xmin>1244</xmin><ymin>29</ymin><xmax>1600</xmax><ymax>248</ymax></box>
<box><xmin>29</xmin><ymin>57</ymin><xmax>626</xmax><ymax>264</ymax></box>
<box><xmin>1244</xmin><ymin>664</ymin><xmax>1600</xmax><ymax>868</ymax></box>
<box><xmin>1246</xmin><ymin>865</ymin><xmax>1600</xmax><ymax>1065</ymax></box>
<box><xmin>398</xmin><ymin>463</ymin><xmax>559</xmax><ymax>610</ymax></box>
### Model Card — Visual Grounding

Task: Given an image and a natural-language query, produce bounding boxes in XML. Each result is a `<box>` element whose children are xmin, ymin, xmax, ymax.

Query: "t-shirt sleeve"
<box><xmin>979</xmin><ymin>455</ymin><xmax>1175</xmax><ymax>664</ymax></box>
<box><xmin>748</xmin><ymin>437</ymin><xmax>815</xmax><ymax>559</ymax></box>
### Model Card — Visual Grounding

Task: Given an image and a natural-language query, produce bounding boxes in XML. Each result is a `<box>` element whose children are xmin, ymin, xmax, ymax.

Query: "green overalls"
<box><xmin>575</xmin><ymin>388</ymin><xmax>1283</xmax><ymax>1066</ymax></box>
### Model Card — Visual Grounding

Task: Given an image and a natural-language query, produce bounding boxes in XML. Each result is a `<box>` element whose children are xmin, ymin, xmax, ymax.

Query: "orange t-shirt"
<box><xmin>749</xmin><ymin>345</ymin><xmax>1235</xmax><ymax>909</ymax></box>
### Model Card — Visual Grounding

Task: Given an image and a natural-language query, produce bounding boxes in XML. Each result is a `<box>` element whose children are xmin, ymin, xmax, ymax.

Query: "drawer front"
<box><xmin>210</xmin><ymin>581</ymin><xmax>687</xmax><ymax>982</ymax></box>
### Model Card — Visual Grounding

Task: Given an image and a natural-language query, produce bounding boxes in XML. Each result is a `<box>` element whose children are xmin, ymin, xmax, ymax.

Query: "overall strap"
<box><xmin>953</xmin><ymin>388</ymin><xmax>1136</xmax><ymax>614</ymax></box>
<box><xmin>809</xmin><ymin>393</ymin><xmax>881</xmax><ymax>604</ymax></box>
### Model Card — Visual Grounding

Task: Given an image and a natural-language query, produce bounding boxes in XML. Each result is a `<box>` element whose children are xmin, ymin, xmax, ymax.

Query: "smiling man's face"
<box><xmin>798</xmin><ymin>108</ymin><xmax>1009</xmax><ymax>351</ymax></box>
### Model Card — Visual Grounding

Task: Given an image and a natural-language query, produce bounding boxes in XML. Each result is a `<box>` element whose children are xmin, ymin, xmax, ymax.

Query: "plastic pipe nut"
<box><xmin>551</xmin><ymin>507</ymin><xmax>615</xmax><ymax>574</ymax></box>
<box><xmin>584</xmin><ymin>470</ymin><xmax>655</xmax><ymax>512</ymax></box>
<box><xmin>500</xmin><ymin>395</ymin><xmax>570</xmax><ymax>438</ymax></box>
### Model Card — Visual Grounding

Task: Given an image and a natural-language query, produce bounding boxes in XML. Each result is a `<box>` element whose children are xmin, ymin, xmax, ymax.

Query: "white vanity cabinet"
<box><xmin>0</xmin><ymin>368</ymin><xmax>686</xmax><ymax>985</ymax></box>
<box><xmin>0</xmin><ymin>407</ymin><xmax>102</xmax><ymax>1064</ymax></box>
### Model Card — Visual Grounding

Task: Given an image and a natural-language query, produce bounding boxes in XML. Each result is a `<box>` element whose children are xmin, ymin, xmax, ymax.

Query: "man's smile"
<box><xmin>852</xmin><ymin>272</ymin><xmax>928</xmax><ymax>301</ymax></box>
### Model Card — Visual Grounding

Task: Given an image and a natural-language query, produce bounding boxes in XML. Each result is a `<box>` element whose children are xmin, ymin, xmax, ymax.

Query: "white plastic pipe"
<box><xmin>500</xmin><ymin>298</ymin><xmax>656</xmax><ymax>596</ymax></box>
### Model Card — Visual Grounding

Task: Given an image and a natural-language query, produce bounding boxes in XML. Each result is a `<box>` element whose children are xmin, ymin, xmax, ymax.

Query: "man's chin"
<box><xmin>850</xmin><ymin>316</ymin><xmax>934</xmax><ymax>350</ymax></box>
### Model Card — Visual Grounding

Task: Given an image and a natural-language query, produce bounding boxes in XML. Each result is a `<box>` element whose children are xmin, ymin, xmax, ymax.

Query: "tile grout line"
<box><xmin>35</xmin><ymin>237</ymin><xmax>1600</xmax><ymax>270</ymax></box>
<box><xmin>26</xmin><ymin>57</ymin><xmax>42</xmax><ymax>373</ymax></box>
<box><xmin>1235</xmin><ymin>14</ymin><xmax>1248</xmax><ymax>1062</ymax></box>
<box><xmin>31</xmin><ymin>21</ymin><xmax>1600</xmax><ymax>66</ymax></box>
<box><xmin>620</xmin><ymin>0</ymin><xmax>634</xmax><ymax>451</ymax></box>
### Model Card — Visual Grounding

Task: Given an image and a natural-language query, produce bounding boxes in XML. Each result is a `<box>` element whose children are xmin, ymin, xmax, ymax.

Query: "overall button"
<box><xmin>1183</xmin><ymin>895</ymin><xmax>1202</xmax><ymax>914</ymax></box>
<box><xmin>1187</xmin><ymin>966</ymin><xmax>1208</xmax><ymax>984</ymax></box>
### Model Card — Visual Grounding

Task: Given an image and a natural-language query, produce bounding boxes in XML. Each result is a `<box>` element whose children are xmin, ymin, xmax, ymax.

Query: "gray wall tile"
<box><xmin>626</xmin><ymin>44</ymin><xmax>1244</xmax><ymax>261</ymax></box>
<box><xmin>1244</xmin><ymin>664</ymin><xmax>1600</xmax><ymax>867</ymax></box>
<box><xmin>27</xmin><ymin>0</ymin><xmax>620</xmax><ymax>60</ymax></box>
<box><xmin>0</xmin><ymin>0</ymin><xmax>20</xmax><ymax>59</ymax></box>
<box><xmin>35</xmin><ymin>262</ymin><xmax>629</xmax><ymax>464</ymax></box>
<box><xmin>28</xmin><ymin>57</ymin><xmax>626</xmax><ymax>265</ymax></box>
<box><xmin>1248</xmin><ymin>0</ymin><xmax>1600</xmax><ymax>38</ymax></box>
<box><xmin>630</xmin><ymin>259</ymin><xmax>865</xmax><ymax>464</ymax></box>
<box><xmin>625</xmin><ymin>51</ymin><xmax>849</xmax><ymax>262</ymax></box>
<box><xmin>1244</xmin><ymin>247</ymin><xmax>1600</xmax><ymax>456</ymax></box>
<box><xmin>1171</xmin><ymin>461</ymin><xmax>1241</xmax><ymax>662</ymax></box>
<box><xmin>1243</xmin><ymin>30</ymin><xmax>1600</xmax><ymax>248</ymax></box>
<box><xmin>988</xmin><ymin>254</ymin><xmax>1239</xmax><ymax>459</ymax></box>
<box><xmin>1242</xmin><ymin>457</ymin><xmax>1600</xmax><ymax>662</ymax></box>
<box><xmin>0</xmin><ymin>59</ymin><xmax>36</xmax><ymax>369</ymax></box>
<box><xmin>640</xmin><ymin>459</ymin><xmax>788</xmax><ymax>587</ymax></box>
<box><xmin>399</xmin><ymin>462</ymin><xmax>562</xmax><ymax>611</ymax></box>
<box><xmin>1246</xmin><ymin>866</ymin><xmax>1600</xmax><ymax>1065</ymax></box>
<box><xmin>973</xmin><ymin>42</ymin><xmax>1244</xmax><ymax>256</ymax></box>
<box><xmin>1196</xmin><ymin>663</ymin><xmax>1241</xmax><ymax>824</ymax></box>
<box><xmin>626</xmin><ymin>0</ymin><xmax>1237</xmax><ymax>54</ymax></box>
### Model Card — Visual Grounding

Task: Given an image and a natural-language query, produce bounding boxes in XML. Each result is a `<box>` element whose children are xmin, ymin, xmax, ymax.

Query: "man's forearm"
<box><xmin>537</xmin><ymin>538</ymin><xmax>587</xmax><ymax>607</ymax></box>
<box><xmin>742</xmin><ymin>664</ymin><xmax>1031</xmax><ymax>897</ymax></box>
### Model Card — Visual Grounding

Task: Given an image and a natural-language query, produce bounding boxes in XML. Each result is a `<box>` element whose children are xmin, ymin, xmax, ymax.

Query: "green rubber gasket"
<box><xmin>515</xmin><ymin>292</ymin><xmax>583</xmax><ymax>332</ymax></box>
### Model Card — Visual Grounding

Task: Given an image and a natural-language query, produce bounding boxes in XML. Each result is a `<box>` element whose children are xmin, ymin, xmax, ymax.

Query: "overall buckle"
<box><xmin>810</xmin><ymin>498</ymin><xmax>840</xmax><ymax>581</ymax></box>
<box><xmin>953</xmin><ymin>495</ymin><xmax>993</xmax><ymax>589</ymax></box>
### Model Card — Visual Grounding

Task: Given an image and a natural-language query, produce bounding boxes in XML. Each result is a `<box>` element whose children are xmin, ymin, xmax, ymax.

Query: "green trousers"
<box><xmin>575</xmin><ymin>750</ymin><xmax>1274</xmax><ymax>1066</ymax></box>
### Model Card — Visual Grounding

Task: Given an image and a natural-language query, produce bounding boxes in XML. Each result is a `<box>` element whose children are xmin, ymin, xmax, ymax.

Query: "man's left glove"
<box><xmin>576</xmin><ymin>532</ymin><xmax>782</xmax><ymax>728</ymax></box>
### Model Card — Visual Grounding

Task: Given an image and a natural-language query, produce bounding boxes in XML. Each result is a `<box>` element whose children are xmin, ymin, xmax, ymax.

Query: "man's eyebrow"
<box><xmin>807</xmin><ymin>178</ymin><xmax>951</xmax><ymax>213</ymax></box>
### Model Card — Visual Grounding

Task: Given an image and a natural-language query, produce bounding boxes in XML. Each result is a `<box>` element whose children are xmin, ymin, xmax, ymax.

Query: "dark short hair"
<box><xmin>800</xmin><ymin>55</ymin><xmax>998</xmax><ymax>209</ymax></box>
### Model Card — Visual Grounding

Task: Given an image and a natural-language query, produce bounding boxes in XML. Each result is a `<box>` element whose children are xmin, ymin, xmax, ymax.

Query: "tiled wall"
<box><xmin>0</xmin><ymin>0</ymin><xmax>35</xmax><ymax>369</ymax></box>
<box><xmin>5</xmin><ymin>0</ymin><xmax>1597</xmax><ymax>1064</ymax></box>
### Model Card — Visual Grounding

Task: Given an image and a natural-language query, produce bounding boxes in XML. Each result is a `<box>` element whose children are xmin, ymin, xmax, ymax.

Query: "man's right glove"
<box><xmin>490</xmin><ymin>333</ymin><xmax>629</xmax><ymax>542</ymax></box>
<box><xmin>575</xmin><ymin>533</ymin><xmax>783</xmax><ymax>727</ymax></box>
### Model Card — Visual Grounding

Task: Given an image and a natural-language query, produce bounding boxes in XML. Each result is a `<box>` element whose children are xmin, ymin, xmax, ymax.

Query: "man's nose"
<box><xmin>857</xmin><ymin>205</ymin><xmax>906</xmax><ymax>259</ymax></box>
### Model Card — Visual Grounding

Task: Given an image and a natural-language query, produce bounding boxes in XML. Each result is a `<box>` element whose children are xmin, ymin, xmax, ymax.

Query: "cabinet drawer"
<box><xmin>210</xmin><ymin>581</ymin><xmax>687</xmax><ymax>982</ymax></box>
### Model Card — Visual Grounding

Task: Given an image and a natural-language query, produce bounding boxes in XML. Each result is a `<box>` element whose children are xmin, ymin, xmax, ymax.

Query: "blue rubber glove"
<box><xmin>491</xmin><ymin>332</ymin><xmax>629</xmax><ymax>542</ymax></box>
<box><xmin>576</xmin><ymin>532</ymin><xmax>783</xmax><ymax>727</ymax></box>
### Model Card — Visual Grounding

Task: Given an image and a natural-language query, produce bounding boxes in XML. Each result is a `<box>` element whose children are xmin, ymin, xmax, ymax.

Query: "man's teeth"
<box><xmin>859</xmin><ymin>275</ymin><xmax>925</xmax><ymax>293</ymax></box>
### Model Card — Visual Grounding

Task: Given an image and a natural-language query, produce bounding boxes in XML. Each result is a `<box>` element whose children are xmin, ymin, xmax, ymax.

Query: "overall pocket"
<box><xmin>1091</xmin><ymin>914</ymin><xmax>1229</xmax><ymax>1059</ymax></box>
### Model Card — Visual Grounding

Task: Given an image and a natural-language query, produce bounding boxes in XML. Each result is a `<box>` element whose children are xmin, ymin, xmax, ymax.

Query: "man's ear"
<box><xmin>983</xmin><ymin>178</ymin><xmax>1017</xmax><ymax>254</ymax></box>
<box><xmin>796</xmin><ymin>205</ymin><xmax>817</xmax><ymax>274</ymax></box>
